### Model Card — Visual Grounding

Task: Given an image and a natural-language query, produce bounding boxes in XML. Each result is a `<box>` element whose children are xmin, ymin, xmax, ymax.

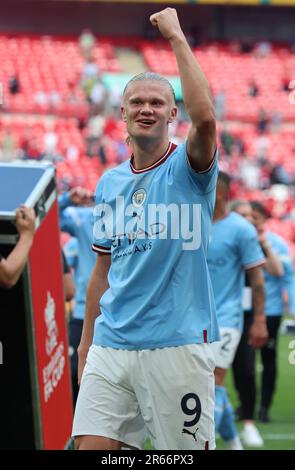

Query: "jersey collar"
<box><xmin>130</xmin><ymin>142</ymin><xmax>177</xmax><ymax>174</ymax></box>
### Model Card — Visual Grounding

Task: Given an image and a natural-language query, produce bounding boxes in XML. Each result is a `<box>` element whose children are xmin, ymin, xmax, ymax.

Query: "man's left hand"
<box><xmin>248</xmin><ymin>318</ymin><xmax>268</xmax><ymax>349</ymax></box>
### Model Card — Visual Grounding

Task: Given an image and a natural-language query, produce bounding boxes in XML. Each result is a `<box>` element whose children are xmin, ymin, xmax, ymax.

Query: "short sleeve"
<box><xmin>239</xmin><ymin>223</ymin><xmax>265</xmax><ymax>269</ymax></box>
<box><xmin>64</xmin><ymin>238</ymin><xmax>78</xmax><ymax>270</ymax></box>
<box><xmin>92</xmin><ymin>176</ymin><xmax>112</xmax><ymax>254</ymax></box>
<box><xmin>280</xmin><ymin>240</ymin><xmax>295</xmax><ymax>315</ymax></box>
<box><xmin>172</xmin><ymin>143</ymin><xmax>219</xmax><ymax>195</ymax></box>
<box><xmin>285</xmin><ymin>276</ymin><xmax>295</xmax><ymax>315</ymax></box>
<box><xmin>278</xmin><ymin>244</ymin><xmax>294</xmax><ymax>280</ymax></box>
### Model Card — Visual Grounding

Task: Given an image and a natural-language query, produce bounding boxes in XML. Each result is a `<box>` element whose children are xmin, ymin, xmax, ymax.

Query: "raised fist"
<box><xmin>150</xmin><ymin>8</ymin><xmax>184</xmax><ymax>42</ymax></box>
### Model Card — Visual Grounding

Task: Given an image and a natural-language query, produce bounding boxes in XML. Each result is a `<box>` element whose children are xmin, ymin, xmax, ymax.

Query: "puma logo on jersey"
<box><xmin>182</xmin><ymin>427</ymin><xmax>198</xmax><ymax>442</ymax></box>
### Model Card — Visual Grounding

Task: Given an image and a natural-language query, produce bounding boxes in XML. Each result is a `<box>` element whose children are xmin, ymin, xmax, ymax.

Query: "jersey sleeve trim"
<box><xmin>92</xmin><ymin>244</ymin><xmax>111</xmax><ymax>254</ymax></box>
<box><xmin>186</xmin><ymin>147</ymin><xmax>217</xmax><ymax>174</ymax></box>
<box><xmin>244</xmin><ymin>259</ymin><xmax>265</xmax><ymax>270</ymax></box>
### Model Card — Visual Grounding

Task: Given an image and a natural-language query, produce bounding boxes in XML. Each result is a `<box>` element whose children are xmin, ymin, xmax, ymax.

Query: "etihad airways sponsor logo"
<box><xmin>93</xmin><ymin>197</ymin><xmax>202</xmax><ymax>251</ymax></box>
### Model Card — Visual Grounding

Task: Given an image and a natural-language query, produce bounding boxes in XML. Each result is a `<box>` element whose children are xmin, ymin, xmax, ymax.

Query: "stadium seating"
<box><xmin>0</xmin><ymin>35</ymin><xmax>121</xmax><ymax>115</ymax></box>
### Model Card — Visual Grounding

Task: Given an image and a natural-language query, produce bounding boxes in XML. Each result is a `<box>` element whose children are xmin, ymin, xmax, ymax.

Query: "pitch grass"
<box><xmin>219</xmin><ymin>332</ymin><xmax>295</xmax><ymax>450</ymax></box>
<box><xmin>144</xmin><ymin>333</ymin><xmax>295</xmax><ymax>450</ymax></box>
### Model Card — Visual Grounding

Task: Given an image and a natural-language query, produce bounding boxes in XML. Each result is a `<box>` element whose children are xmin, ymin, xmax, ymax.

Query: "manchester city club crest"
<box><xmin>132</xmin><ymin>188</ymin><xmax>146</xmax><ymax>207</ymax></box>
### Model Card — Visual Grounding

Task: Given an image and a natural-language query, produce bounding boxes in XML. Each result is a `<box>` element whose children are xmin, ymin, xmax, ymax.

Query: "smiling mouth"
<box><xmin>136</xmin><ymin>120</ymin><xmax>156</xmax><ymax>127</ymax></box>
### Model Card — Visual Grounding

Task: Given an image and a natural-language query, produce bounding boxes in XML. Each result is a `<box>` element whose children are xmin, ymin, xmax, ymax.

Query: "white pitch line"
<box><xmin>263</xmin><ymin>434</ymin><xmax>295</xmax><ymax>441</ymax></box>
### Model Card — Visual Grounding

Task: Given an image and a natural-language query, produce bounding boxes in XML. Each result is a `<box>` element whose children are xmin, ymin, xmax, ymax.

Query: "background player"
<box><xmin>230</xmin><ymin>200</ymin><xmax>277</xmax><ymax>447</ymax></box>
<box><xmin>208</xmin><ymin>172</ymin><xmax>268</xmax><ymax>450</ymax></box>
<box><xmin>250</xmin><ymin>201</ymin><xmax>295</xmax><ymax>424</ymax></box>
<box><xmin>59</xmin><ymin>186</ymin><xmax>94</xmax><ymax>405</ymax></box>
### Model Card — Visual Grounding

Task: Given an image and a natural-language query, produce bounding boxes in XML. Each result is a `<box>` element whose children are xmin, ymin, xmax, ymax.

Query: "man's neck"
<box><xmin>213</xmin><ymin>204</ymin><xmax>228</xmax><ymax>222</ymax></box>
<box><xmin>131</xmin><ymin>138</ymin><xmax>170</xmax><ymax>170</ymax></box>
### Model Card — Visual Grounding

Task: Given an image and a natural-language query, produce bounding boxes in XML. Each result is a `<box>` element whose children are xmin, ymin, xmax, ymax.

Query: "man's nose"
<box><xmin>140</xmin><ymin>103</ymin><xmax>153</xmax><ymax>114</ymax></box>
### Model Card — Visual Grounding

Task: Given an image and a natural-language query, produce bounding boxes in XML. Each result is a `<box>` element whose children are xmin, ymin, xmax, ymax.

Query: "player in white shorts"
<box><xmin>208</xmin><ymin>172</ymin><xmax>268</xmax><ymax>450</ymax></box>
<box><xmin>74</xmin><ymin>344</ymin><xmax>216</xmax><ymax>450</ymax></box>
<box><xmin>211</xmin><ymin>327</ymin><xmax>241</xmax><ymax>370</ymax></box>
<box><xmin>72</xmin><ymin>8</ymin><xmax>220</xmax><ymax>450</ymax></box>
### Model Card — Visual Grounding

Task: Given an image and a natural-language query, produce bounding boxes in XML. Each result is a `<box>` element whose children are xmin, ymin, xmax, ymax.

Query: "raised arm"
<box><xmin>58</xmin><ymin>187</ymin><xmax>93</xmax><ymax>235</ymax></box>
<box><xmin>77</xmin><ymin>252</ymin><xmax>111</xmax><ymax>383</ymax></box>
<box><xmin>259</xmin><ymin>232</ymin><xmax>283</xmax><ymax>276</ymax></box>
<box><xmin>150</xmin><ymin>8</ymin><xmax>216</xmax><ymax>171</ymax></box>
<box><xmin>0</xmin><ymin>206</ymin><xmax>35</xmax><ymax>288</ymax></box>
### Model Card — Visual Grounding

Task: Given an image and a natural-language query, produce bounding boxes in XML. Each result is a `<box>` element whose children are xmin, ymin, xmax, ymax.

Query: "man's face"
<box><xmin>121</xmin><ymin>80</ymin><xmax>177</xmax><ymax>142</ymax></box>
<box><xmin>235</xmin><ymin>203</ymin><xmax>253</xmax><ymax>224</ymax></box>
<box><xmin>251</xmin><ymin>209</ymin><xmax>266</xmax><ymax>234</ymax></box>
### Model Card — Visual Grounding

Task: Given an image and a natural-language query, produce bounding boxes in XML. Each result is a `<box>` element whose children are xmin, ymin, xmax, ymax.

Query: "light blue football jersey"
<box><xmin>64</xmin><ymin>237</ymin><xmax>78</xmax><ymax>271</ymax></box>
<box><xmin>285</xmin><ymin>275</ymin><xmax>295</xmax><ymax>316</ymax></box>
<box><xmin>59</xmin><ymin>193</ymin><xmax>96</xmax><ymax>320</ymax></box>
<box><xmin>264</xmin><ymin>231</ymin><xmax>294</xmax><ymax>316</ymax></box>
<box><xmin>207</xmin><ymin>212</ymin><xmax>265</xmax><ymax>331</ymax></box>
<box><xmin>92</xmin><ymin>142</ymin><xmax>220</xmax><ymax>350</ymax></box>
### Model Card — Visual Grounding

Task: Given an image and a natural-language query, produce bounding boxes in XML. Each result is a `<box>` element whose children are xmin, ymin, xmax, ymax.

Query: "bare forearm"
<box><xmin>63</xmin><ymin>272</ymin><xmax>75</xmax><ymax>302</ymax></box>
<box><xmin>262</xmin><ymin>246</ymin><xmax>283</xmax><ymax>276</ymax></box>
<box><xmin>170</xmin><ymin>36</ymin><xmax>214</xmax><ymax>125</ymax></box>
<box><xmin>247</xmin><ymin>266</ymin><xmax>268</xmax><ymax>347</ymax></box>
<box><xmin>79</xmin><ymin>265</ymin><xmax>109</xmax><ymax>352</ymax></box>
<box><xmin>252</xmin><ymin>284</ymin><xmax>265</xmax><ymax>319</ymax></box>
<box><xmin>2</xmin><ymin>234</ymin><xmax>33</xmax><ymax>286</ymax></box>
<box><xmin>249</xmin><ymin>283</ymin><xmax>268</xmax><ymax>348</ymax></box>
<box><xmin>247</xmin><ymin>266</ymin><xmax>265</xmax><ymax>320</ymax></box>
<box><xmin>77</xmin><ymin>255</ymin><xmax>110</xmax><ymax>383</ymax></box>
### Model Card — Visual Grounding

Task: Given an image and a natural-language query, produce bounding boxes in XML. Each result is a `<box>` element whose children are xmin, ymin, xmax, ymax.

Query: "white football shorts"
<box><xmin>72</xmin><ymin>343</ymin><xmax>216</xmax><ymax>450</ymax></box>
<box><xmin>210</xmin><ymin>327</ymin><xmax>241</xmax><ymax>370</ymax></box>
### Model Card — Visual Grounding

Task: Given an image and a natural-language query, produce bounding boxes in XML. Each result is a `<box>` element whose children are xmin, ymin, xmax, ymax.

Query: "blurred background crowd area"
<box><xmin>1</xmin><ymin>0</ymin><xmax>295</xmax><ymax>255</ymax></box>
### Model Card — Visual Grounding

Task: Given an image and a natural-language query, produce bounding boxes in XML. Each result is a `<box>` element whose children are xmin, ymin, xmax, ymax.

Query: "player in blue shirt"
<box><xmin>208</xmin><ymin>173</ymin><xmax>268</xmax><ymax>450</ymax></box>
<box><xmin>59</xmin><ymin>187</ymin><xmax>95</xmax><ymax>404</ymax></box>
<box><xmin>251</xmin><ymin>201</ymin><xmax>295</xmax><ymax>423</ymax></box>
<box><xmin>73</xmin><ymin>8</ymin><xmax>219</xmax><ymax>450</ymax></box>
<box><xmin>285</xmin><ymin>276</ymin><xmax>295</xmax><ymax>317</ymax></box>
<box><xmin>231</xmin><ymin>200</ymin><xmax>282</xmax><ymax>447</ymax></box>
<box><xmin>64</xmin><ymin>237</ymin><xmax>78</xmax><ymax>273</ymax></box>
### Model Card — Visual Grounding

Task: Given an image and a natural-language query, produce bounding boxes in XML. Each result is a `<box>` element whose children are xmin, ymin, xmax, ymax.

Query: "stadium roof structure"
<box><xmin>63</xmin><ymin>0</ymin><xmax>295</xmax><ymax>6</ymax></box>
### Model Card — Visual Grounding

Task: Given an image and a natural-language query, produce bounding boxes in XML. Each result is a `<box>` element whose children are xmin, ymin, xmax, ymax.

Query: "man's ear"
<box><xmin>168</xmin><ymin>106</ymin><xmax>177</xmax><ymax>123</ymax></box>
<box><xmin>121</xmin><ymin>106</ymin><xmax>127</xmax><ymax>122</ymax></box>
